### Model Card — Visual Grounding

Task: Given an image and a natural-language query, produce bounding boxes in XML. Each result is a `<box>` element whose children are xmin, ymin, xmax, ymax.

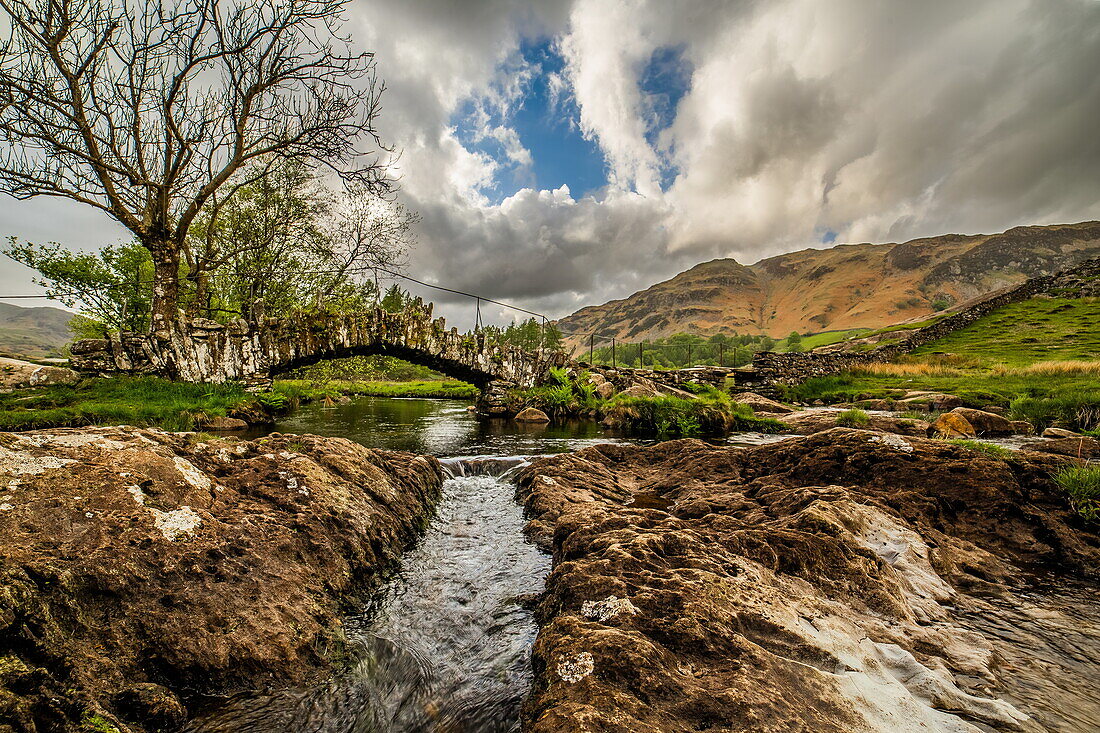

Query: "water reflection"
<box><xmin>957</xmin><ymin>574</ymin><xmax>1100</xmax><ymax>732</ymax></box>
<box><xmin>266</xmin><ymin>397</ymin><xmax>622</xmax><ymax>456</ymax></box>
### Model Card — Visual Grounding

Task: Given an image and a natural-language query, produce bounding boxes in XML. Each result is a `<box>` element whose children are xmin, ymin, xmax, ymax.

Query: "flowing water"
<box><xmin>185</xmin><ymin>397</ymin><xmax>1099</xmax><ymax>732</ymax></box>
<box><xmin>186</xmin><ymin>398</ymin><xmax>629</xmax><ymax>733</ymax></box>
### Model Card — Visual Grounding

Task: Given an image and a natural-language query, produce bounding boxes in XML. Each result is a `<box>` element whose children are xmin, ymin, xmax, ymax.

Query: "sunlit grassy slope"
<box><xmin>908</xmin><ymin>297</ymin><xmax>1100</xmax><ymax>366</ymax></box>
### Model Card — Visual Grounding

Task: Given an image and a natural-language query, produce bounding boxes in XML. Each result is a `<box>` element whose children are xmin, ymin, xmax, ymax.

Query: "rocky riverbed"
<box><xmin>515</xmin><ymin>429</ymin><xmax>1100</xmax><ymax>732</ymax></box>
<box><xmin>0</xmin><ymin>427</ymin><xmax>443</xmax><ymax>733</ymax></box>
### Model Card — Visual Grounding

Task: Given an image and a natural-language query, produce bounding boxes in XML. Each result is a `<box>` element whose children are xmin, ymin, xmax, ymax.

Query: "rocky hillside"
<box><xmin>0</xmin><ymin>302</ymin><xmax>74</xmax><ymax>359</ymax></box>
<box><xmin>556</xmin><ymin>221</ymin><xmax>1100</xmax><ymax>341</ymax></box>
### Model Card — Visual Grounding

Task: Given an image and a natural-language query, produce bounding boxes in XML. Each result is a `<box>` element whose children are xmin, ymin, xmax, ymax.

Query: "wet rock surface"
<box><xmin>0</xmin><ymin>427</ymin><xmax>443</xmax><ymax>733</ymax></box>
<box><xmin>1026</xmin><ymin>435</ymin><xmax>1100</xmax><ymax>459</ymax></box>
<box><xmin>515</xmin><ymin>429</ymin><xmax>1100</xmax><ymax>732</ymax></box>
<box><xmin>778</xmin><ymin>409</ymin><xmax>929</xmax><ymax>436</ymax></box>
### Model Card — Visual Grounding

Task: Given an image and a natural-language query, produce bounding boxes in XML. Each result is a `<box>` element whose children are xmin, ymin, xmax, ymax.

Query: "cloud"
<box><xmin>1</xmin><ymin>0</ymin><xmax>1098</xmax><ymax>329</ymax></box>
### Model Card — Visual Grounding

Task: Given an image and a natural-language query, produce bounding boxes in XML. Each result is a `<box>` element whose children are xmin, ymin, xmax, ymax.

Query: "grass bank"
<box><xmin>908</xmin><ymin>297</ymin><xmax>1100</xmax><ymax>365</ymax></box>
<box><xmin>601</xmin><ymin>392</ymin><xmax>785</xmax><ymax>437</ymax></box>
<box><xmin>0</xmin><ymin>376</ymin><xmax>478</xmax><ymax>432</ymax></box>
<box><xmin>0</xmin><ymin>377</ymin><xmax>255</xmax><ymax>432</ymax></box>
<box><xmin>273</xmin><ymin>378</ymin><xmax>477</xmax><ymax>402</ymax></box>
<box><xmin>780</xmin><ymin>356</ymin><xmax>1100</xmax><ymax>433</ymax></box>
<box><xmin>516</xmin><ymin>368</ymin><xmax>784</xmax><ymax>437</ymax></box>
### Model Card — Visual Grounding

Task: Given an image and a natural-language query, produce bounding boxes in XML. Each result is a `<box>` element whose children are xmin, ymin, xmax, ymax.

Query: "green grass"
<box><xmin>777</xmin><ymin>329</ymin><xmax>872</xmax><ymax>352</ymax></box>
<box><xmin>1052</xmin><ymin>464</ymin><xmax>1100</xmax><ymax>522</ymax></box>
<box><xmin>81</xmin><ymin>714</ymin><xmax>121</xmax><ymax>733</ymax></box>
<box><xmin>862</xmin><ymin>314</ymin><xmax>950</xmax><ymax>338</ymax></box>
<box><xmin>947</xmin><ymin>439</ymin><xmax>1013</xmax><ymax>460</ymax></box>
<box><xmin>910</xmin><ymin>297</ymin><xmax>1100</xmax><ymax>365</ymax></box>
<box><xmin>835</xmin><ymin>408</ymin><xmax>870</xmax><ymax>427</ymax></box>
<box><xmin>782</xmin><ymin>371</ymin><xmax>1098</xmax><ymax>410</ymax></box>
<box><xmin>0</xmin><ymin>377</ymin><xmax>254</xmax><ymax>431</ymax></box>
<box><xmin>602</xmin><ymin>390</ymin><xmax>784</xmax><ymax>436</ymax></box>
<box><xmin>273</xmin><ymin>378</ymin><xmax>477</xmax><ymax>402</ymax></box>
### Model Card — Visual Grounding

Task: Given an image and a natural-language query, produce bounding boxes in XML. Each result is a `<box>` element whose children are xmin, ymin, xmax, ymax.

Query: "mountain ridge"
<box><xmin>0</xmin><ymin>302</ymin><xmax>74</xmax><ymax>359</ymax></box>
<box><xmin>556</xmin><ymin>221</ymin><xmax>1100</xmax><ymax>340</ymax></box>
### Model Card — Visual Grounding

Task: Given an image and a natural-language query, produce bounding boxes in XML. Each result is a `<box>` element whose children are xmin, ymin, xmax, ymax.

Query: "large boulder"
<box><xmin>197</xmin><ymin>415</ymin><xmax>249</xmax><ymax>431</ymax></box>
<box><xmin>1043</xmin><ymin>427</ymin><xmax>1080</xmax><ymax>439</ymax></box>
<box><xmin>732</xmin><ymin>392</ymin><xmax>794</xmax><ymax>414</ymax></box>
<box><xmin>930</xmin><ymin>411</ymin><xmax>976</xmax><ymax>438</ymax></box>
<box><xmin>585</xmin><ymin>373</ymin><xmax>615</xmax><ymax>400</ymax></box>
<box><xmin>617</xmin><ymin>384</ymin><xmax>663</xmax><ymax>399</ymax></box>
<box><xmin>1026</xmin><ymin>435</ymin><xmax>1100</xmax><ymax>459</ymax></box>
<box><xmin>0</xmin><ymin>427</ymin><xmax>443</xmax><ymax>733</ymax></box>
<box><xmin>949</xmin><ymin>407</ymin><xmax>1016</xmax><ymax>436</ymax></box>
<box><xmin>900</xmin><ymin>393</ymin><xmax>963</xmax><ymax>411</ymax></box>
<box><xmin>515</xmin><ymin>430</ymin><xmax>1098</xmax><ymax>733</ymax></box>
<box><xmin>515</xmin><ymin>407</ymin><xmax>551</xmax><ymax>423</ymax></box>
<box><xmin>0</xmin><ymin>356</ymin><xmax>79</xmax><ymax>390</ymax></box>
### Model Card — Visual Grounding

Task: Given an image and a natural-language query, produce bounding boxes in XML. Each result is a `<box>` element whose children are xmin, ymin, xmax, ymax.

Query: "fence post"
<box><xmin>589</xmin><ymin>333</ymin><xmax>594</xmax><ymax>364</ymax></box>
<box><xmin>612</xmin><ymin>338</ymin><xmax>617</xmax><ymax>369</ymax></box>
<box><xmin>687</xmin><ymin>344</ymin><xmax>692</xmax><ymax>366</ymax></box>
<box><xmin>638</xmin><ymin>342</ymin><xmax>643</xmax><ymax>368</ymax></box>
<box><xmin>719</xmin><ymin>342</ymin><xmax>725</xmax><ymax>366</ymax></box>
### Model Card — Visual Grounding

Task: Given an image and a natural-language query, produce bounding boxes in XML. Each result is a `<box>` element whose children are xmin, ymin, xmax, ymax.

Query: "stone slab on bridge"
<box><xmin>69</xmin><ymin>302</ymin><xmax>566</xmax><ymax>390</ymax></box>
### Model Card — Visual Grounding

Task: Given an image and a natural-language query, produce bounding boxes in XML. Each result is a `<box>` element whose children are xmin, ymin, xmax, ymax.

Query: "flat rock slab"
<box><xmin>778</xmin><ymin>409</ymin><xmax>928</xmax><ymax>436</ymax></box>
<box><xmin>515</xmin><ymin>430</ymin><xmax>1099</xmax><ymax>732</ymax></box>
<box><xmin>0</xmin><ymin>356</ymin><xmax>79</xmax><ymax>390</ymax></box>
<box><xmin>0</xmin><ymin>427</ymin><xmax>443</xmax><ymax>733</ymax></box>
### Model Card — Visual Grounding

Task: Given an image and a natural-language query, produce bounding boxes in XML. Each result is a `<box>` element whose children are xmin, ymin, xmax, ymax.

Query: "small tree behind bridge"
<box><xmin>0</xmin><ymin>0</ymin><xmax>389</xmax><ymax>348</ymax></box>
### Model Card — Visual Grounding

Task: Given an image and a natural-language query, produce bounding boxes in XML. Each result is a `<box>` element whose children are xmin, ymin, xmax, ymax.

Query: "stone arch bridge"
<box><xmin>69</xmin><ymin>301</ymin><xmax>568</xmax><ymax>393</ymax></box>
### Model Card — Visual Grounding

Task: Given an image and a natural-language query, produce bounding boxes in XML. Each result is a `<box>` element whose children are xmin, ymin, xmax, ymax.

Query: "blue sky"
<box><xmin>451</xmin><ymin>38</ymin><xmax>606</xmax><ymax>200</ymax></box>
<box><xmin>451</xmin><ymin>37</ymin><xmax>692</xmax><ymax>201</ymax></box>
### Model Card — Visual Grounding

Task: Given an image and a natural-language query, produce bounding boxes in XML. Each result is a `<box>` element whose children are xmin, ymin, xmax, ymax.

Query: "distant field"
<box><xmin>909</xmin><ymin>297</ymin><xmax>1100</xmax><ymax>365</ymax></box>
<box><xmin>780</xmin><ymin>329</ymin><xmax>872</xmax><ymax>352</ymax></box>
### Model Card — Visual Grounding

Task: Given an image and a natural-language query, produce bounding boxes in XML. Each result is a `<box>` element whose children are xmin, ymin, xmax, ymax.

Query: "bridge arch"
<box><xmin>69</xmin><ymin>305</ymin><xmax>565</xmax><ymax>391</ymax></box>
<box><xmin>270</xmin><ymin>342</ymin><xmax>502</xmax><ymax>388</ymax></box>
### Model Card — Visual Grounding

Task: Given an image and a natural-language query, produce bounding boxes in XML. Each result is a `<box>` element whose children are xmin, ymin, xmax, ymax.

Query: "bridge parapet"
<box><xmin>70</xmin><ymin>303</ymin><xmax>566</xmax><ymax>389</ymax></box>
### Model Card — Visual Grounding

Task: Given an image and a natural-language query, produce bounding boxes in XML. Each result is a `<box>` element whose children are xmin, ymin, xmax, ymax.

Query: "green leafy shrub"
<box><xmin>602</xmin><ymin>393</ymin><xmax>783</xmax><ymax>436</ymax></box>
<box><xmin>576</xmin><ymin>379</ymin><xmax>600</xmax><ymax>410</ymax></box>
<box><xmin>257</xmin><ymin>391</ymin><xmax>291</xmax><ymax>411</ymax></box>
<box><xmin>548</xmin><ymin>366</ymin><xmax>570</xmax><ymax>387</ymax></box>
<box><xmin>835</xmin><ymin>408</ymin><xmax>870</xmax><ymax>427</ymax></box>
<box><xmin>1052</xmin><ymin>464</ymin><xmax>1100</xmax><ymax>521</ymax></box>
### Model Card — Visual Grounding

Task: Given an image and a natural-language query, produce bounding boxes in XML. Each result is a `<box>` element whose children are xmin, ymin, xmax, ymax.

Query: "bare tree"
<box><xmin>0</xmin><ymin>0</ymin><xmax>388</xmax><ymax>349</ymax></box>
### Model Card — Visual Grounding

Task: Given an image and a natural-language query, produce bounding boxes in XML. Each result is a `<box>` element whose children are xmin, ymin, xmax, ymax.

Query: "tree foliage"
<box><xmin>0</xmin><ymin>0</ymin><xmax>389</xmax><ymax>332</ymax></box>
<box><xmin>6</xmin><ymin>164</ymin><xmax>415</xmax><ymax>331</ymax></box>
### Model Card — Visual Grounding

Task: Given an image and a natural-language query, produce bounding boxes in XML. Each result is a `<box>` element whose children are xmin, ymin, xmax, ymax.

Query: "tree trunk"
<box><xmin>149</xmin><ymin>242</ymin><xmax>181</xmax><ymax>337</ymax></box>
<box><xmin>145</xmin><ymin>238</ymin><xmax>187</xmax><ymax>379</ymax></box>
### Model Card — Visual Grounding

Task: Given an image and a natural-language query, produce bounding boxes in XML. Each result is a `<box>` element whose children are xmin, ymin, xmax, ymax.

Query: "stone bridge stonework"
<box><xmin>69</xmin><ymin>300</ymin><xmax>567</xmax><ymax>393</ymax></box>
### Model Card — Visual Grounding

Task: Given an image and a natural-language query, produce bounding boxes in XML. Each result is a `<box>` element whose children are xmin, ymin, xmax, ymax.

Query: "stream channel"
<box><xmin>183</xmin><ymin>397</ymin><xmax>1100</xmax><ymax>732</ymax></box>
<box><xmin>185</xmin><ymin>397</ymin><xmax>632</xmax><ymax>733</ymax></box>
